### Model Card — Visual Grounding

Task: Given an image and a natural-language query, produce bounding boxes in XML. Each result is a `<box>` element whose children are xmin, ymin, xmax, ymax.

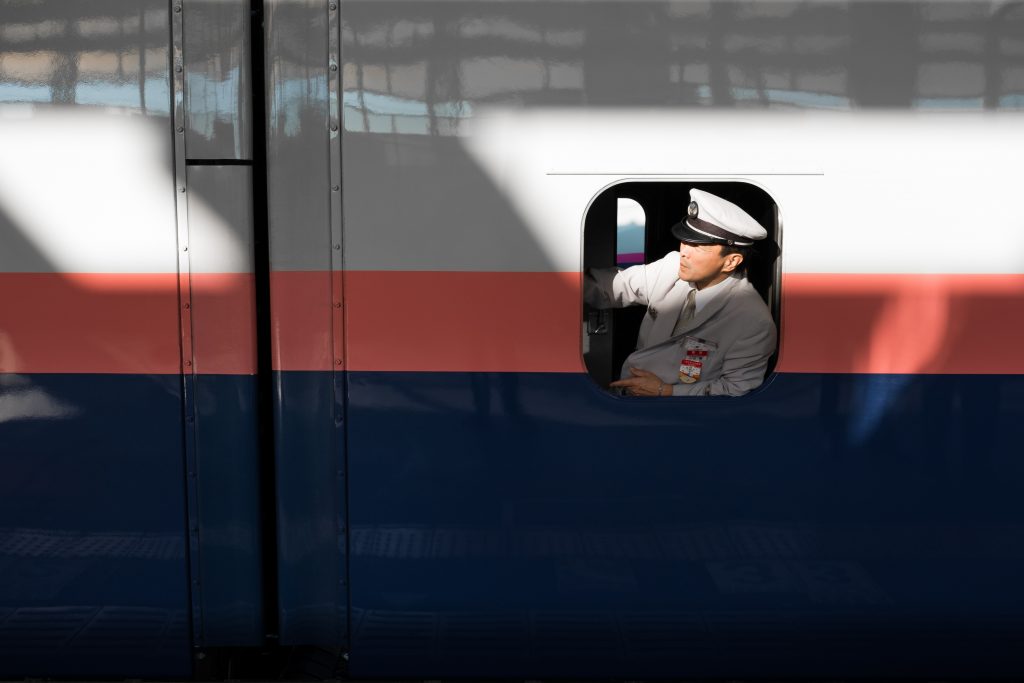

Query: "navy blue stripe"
<box><xmin>192</xmin><ymin>374</ymin><xmax>264</xmax><ymax>646</ymax></box>
<box><xmin>339</xmin><ymin>371</ymin><xmax>1024</xmax><ymax>677</ymax></box>
<box><xmin>8</xmin><ymin>371</ymin><xmax>1024</xmax><ymax>676</ymax></box>
<box><xmin>0</xmin><ymin>374</ymin><xmax>191</xmax><ymax>677</ymax></box>
<box><xmin>0</xmin><ymin>373</ymin><xmax>268</xmax><ymax>675</ymax></box>
<box><xmin>272</xmin><ymin>371</ymin><xmax>347</xmax><ymax>647</ymax></box>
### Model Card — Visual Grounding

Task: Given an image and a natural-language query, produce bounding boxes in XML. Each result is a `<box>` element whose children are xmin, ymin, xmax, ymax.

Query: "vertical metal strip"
<box><xmin>171</xmin><ymin>0</ymin><xmax>203</xmax><ymax>649</ymax></box>
<box><xmin>327</xmin><ymin>2</ymin><xmax>343</xmax><ymax>367</ymax></box>
<box><xmin>326</xmin><ymin>0</ymin><xmax>349</xmax><ymax>652</ymax></box>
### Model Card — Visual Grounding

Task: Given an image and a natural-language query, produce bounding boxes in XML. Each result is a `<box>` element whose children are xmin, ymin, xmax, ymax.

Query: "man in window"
<box><xmin>584</xmin><ymin>189</ymin><xmax>776</xmax><ymax>397</ymax></box>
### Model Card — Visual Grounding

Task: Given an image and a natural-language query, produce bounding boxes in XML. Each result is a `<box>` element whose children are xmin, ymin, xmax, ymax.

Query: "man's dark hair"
<box><xmin>719</xmin><ymin>243</ymin><xmax>753</xmax><ymax>273</ymax></box>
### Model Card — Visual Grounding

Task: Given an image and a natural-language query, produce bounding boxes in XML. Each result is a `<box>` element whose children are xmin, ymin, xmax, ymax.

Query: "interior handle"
<box><xmin>587</xmin><ymin>310</ymin><xmax>609</xmax><ymax>335</ymax></box>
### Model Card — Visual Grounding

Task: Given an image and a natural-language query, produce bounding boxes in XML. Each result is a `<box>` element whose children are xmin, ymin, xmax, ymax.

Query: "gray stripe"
<box><xmin>318</xmin><ymin>134</ymin><xmax>562</xmax><ymax>272</ymax></box>
<box><xmin>186</xmin><ymin>166</ymin><xmax>255</xmax><ymax>274</ymax></box>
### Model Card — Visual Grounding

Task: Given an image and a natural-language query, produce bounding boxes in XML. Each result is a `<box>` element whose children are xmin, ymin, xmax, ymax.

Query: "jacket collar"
<box><xmin>648</xmin><ymin>274</ymin><xmax>745</xmax><ymax>344</ymax></box>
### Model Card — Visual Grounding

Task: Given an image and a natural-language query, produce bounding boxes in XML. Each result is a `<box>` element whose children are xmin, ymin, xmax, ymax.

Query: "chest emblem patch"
<box><xmin>679</xmin><ymin>336</ymin><xmax>717</xmax><ymax>384</ymax></box>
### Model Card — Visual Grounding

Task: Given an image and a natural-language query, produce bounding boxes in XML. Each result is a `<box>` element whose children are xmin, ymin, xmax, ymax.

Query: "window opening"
<box><xmin>583</xmin><ymin>182</ymin><xmax>781</xmax><ymax>398</ymax></box>
<box><xmin>616</xmin><ymin>198</ymin><xmax>646</xmax><ymax>266</ymax></box>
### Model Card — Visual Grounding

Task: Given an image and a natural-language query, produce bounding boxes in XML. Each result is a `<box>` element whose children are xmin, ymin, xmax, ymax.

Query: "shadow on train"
<box><xmin>337</xmin><ymin>132</ymin><xmax>1024</xmax><ymax>677</ymax></box>
<box><xmin>336</xmin><ymin>2</ymin><xmax>1024</xmax><ymax>677</ymax></box>
<box><xmin>2</xmin><ymin>0</ymin><xmax>1024</xmax><ymax>679</ymax></box>
<box><xmin>8</xmin><ymin>107</ymin><xmax>1024</xmax><ymax>678</ymax></box>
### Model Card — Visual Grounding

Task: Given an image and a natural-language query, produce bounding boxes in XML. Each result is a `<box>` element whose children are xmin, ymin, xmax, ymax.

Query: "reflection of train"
<box><xmin>2</xmin><ymin>0</ymin><xmax>1024</xmax><ymax>678</ymax></box>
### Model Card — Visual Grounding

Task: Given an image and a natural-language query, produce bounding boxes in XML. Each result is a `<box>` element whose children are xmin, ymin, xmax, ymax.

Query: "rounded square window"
<box><xmin>583</xmin><ymin>181</ymin><xmax>781</xmax><ymax>397</ymax></box>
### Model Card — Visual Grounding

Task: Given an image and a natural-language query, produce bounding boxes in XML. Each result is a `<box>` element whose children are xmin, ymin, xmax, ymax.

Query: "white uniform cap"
<box><xmin>671</xmin><ymin>188</ymin><xmax>768</xmax><ymax>247</ymax></box>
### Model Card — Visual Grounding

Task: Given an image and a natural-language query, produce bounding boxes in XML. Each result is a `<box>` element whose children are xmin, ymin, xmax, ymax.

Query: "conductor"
<box><xmin>584</xmin><ymin>189</ymin><xmax>776</xmax><ymax>397</ymax></box>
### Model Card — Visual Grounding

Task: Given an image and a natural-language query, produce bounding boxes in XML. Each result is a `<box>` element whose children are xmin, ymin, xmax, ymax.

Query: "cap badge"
<box><xmin>687</xmin><ymin>201</ymin><xmax>699</xmax><ymax>218</ymax></box>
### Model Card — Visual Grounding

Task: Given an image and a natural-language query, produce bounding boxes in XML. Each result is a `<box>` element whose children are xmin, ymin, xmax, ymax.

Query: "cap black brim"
<box><xmin>670</xmin><ymin>219</ymin><xmax>720</xmax><ymax>245</ymax></box>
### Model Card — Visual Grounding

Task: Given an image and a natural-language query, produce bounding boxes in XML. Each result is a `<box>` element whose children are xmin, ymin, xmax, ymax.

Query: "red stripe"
<box><xmin>0</xmin><ymin>273</ymin><xmax>256</xmax><ymax>374</ymax></box>
<box><xmin>340</xmin><ymin>271</ymin><xmax>1024</xmax><ymax>375</ymax></box>
<box><xmin>270</xmin><ymin>271</ymin><xmax>337</xmax><ymax>371</ymax></box>
<box><xmin>778</xmin><ymin>273</ymin><xmax>1024</xmax><ymax>375</ymax></box>
<box><xmin>7</xmin><ymin>271</ymin><xmax>1024</xmax><ymax>376</ymax></box>
<box><xmin>270</xmin><ymin>270</ymin><xmax>1024</xmax><ymax>375</ymax></box>
<box><xmin>191</xmin><ymin>273</ymin><xmax>257</xmax><ymax>375</ymax></box>
<box><xmin>345</xmin><ymin>271</ymin><xmax>583</xmax><ymax>372</ymax></box>
<box><xmin>0</xmin><ymin>273</ymin><xmax>180</xmax><ymax>374</ymax></box>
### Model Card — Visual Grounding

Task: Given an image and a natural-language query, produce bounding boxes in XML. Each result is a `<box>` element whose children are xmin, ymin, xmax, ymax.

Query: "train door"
<box><xmin>263</xmin><ymin>0</ymin><xmax>350</xmax><ymax>657</ymax></box>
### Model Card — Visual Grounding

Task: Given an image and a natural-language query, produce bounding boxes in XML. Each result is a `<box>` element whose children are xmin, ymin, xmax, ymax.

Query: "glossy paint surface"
<box><xmin>338</xmin><ymin>5</ymin><xmax>1024</xmax><ymax>274</ymax></box>
<box><xmin>183</xmin><ymin>0</ymin><xmax>252</xmax><ymax>160</ymax></box>
<box><xmin>193</xmin><ymin>374</ymin><xmax>264</xmax><ymax>645</ymax></box>
<box><xmin>780</xmin><ymin>273</ymin><xmax>1024</xmax><ymax>374</ymax></box>
<box><xmin>0</xmin><ymin>1</ymin><xmax>171</xmax><ymax>113</ymax></box>
<box><xmin>268</xmin><ymin>270</ymin><xmax>1024</xmax><ymax>374</ymax></box>
<box><xmin>341</xmin><ymin>0</ymin><xmax>1023</xmax><ymax>120</ymax></box>
<box><xmin>0</xmin><ymin>0</ymin><xmax>192</xmax><ymax>676</ymax></box>
<box><xmin>186</xmin><ymin>165</ymin><xmax>264</xmax><ymax>644</ymax></box>
<box><xmin>347</xmin><ymin>370</ymin><xmax>1024</xmax><ymax>677</ymax></box>
<box><xmin>273</xmin><ymin>371</ymin><xmax>347</xmax><ymax>645</ymax></box>
<box><xmin>255</xmin><ymin>0</ymin><xmax>1024</xmax><ymax>676</ymax></box>
<box><xmin>0</xmin><ymin>374</ymin><xmax>190</xmax><ymax>677</ymax></box>
<box><xmin>328</xmin><ymin>0</ymin><xmax>1024</xmax><ymax>677</ymax></box>
<box><xmin>187</xmin><ymin>165</ymin><xmax>258</xmax><ymax>374</ymax></box>
<box><xmin>265</xmin><ymin>0</ymin><xmax>348</xmax><ymax>647</ymax></box>
<box><xmin>265</xmin><ymin>0</ymin><xmax>331</xmax><ymax>272</ymax></box>
<box><xmin>0</xmin><ymin>273</ymin><xmax>181</xmax><ymax>374</ymax></box>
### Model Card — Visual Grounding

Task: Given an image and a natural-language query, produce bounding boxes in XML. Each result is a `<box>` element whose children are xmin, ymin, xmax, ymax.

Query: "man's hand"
<box><xmin>610</xmin><ymin>367</ymin><xmax>670</xmax><ymax>397</ymax></box>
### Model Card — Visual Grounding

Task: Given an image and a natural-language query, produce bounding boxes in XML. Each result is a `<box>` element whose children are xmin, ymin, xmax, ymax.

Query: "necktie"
<box><xmin>673</xmin><ymin>288</ymin><xmax>696</xmax><ymax>335</ymax></box>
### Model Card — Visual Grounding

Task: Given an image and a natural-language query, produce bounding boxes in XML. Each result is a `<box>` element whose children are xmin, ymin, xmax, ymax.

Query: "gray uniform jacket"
<box><xmin>584</xmin><ymin>251</ymin><xmax>777</xmax><ymax>397</ymax></box>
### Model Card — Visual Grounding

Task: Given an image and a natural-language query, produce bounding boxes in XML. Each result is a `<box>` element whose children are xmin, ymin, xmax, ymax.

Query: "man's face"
<box><xmin>678</xmin><ymin>241</ymin><xmax>731</xmax><ymax>286</ymax></box>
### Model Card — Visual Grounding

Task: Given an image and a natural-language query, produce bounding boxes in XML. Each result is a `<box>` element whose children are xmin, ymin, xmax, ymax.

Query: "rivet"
<box><xmin>184</xmin><ymin>302</ymin><xmax>190</xmax><ymax>309</ymax></box>
<box><xmin>330</xmin><ymin>63</ymin><xmax>338</xmax><ymax>72</ymax></box>
<box><xmin>175</xmin><ymin>65</ymin><xmax>183</xmax><ymax>73</ymax></box>
<box><xmin>185</xmin><ymin>360</ymin><xmax>192</xmax><ymax>367</ymax></box>
<box><xmin>334</xmin><ymin>243</ymin><xmax>341</xmax><ymax>250</ymax></box>
<box><xmin>329</xmin><ymin>2</ymin><xmax>337</xmax><ymax>9</ymax></box>
<box><xmin>179</xmin><ymin>186</ymin><xmax>186</xmax><ymax>192</ymax></box>
<box><xmin>174</xmin><ymin>4</ymin><xmax>182</xmax><ymax>12</ymax></box>
<box><xmin>183</xmin><ymin>246</ymin><xmax>188</xmax><ymax>251</ymax></box>
<box><xmin>334</xmin><ymin>302</ymin><xmax>341</xmax><ymax>308</ymax></box>
<box><xmin>335</xmin><ymin>359</ymin><xmax>343</xmax><ymax>366</ymax></box>
<box><xmin>330</xmin><ymin>124</ymin><xmax>338</xmax><ymax>131</ymax></box>
<box><xmin>332</xmin><ymin>185</ymin><xmax>339</xmax><ymax>191</ymax></box>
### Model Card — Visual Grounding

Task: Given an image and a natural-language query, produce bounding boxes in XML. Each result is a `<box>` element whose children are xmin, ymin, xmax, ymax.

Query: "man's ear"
<box><xmin>722</xmin><ymin>252</ymin><xmax>743</xmax><ymax>273</ymax></box>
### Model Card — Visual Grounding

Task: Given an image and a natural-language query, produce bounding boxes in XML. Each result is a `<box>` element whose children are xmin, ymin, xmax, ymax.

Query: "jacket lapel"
<box><xmin>647</xmin><ymin>280</ymin><xmax>690</xmax><ymax>346</ymax></box>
